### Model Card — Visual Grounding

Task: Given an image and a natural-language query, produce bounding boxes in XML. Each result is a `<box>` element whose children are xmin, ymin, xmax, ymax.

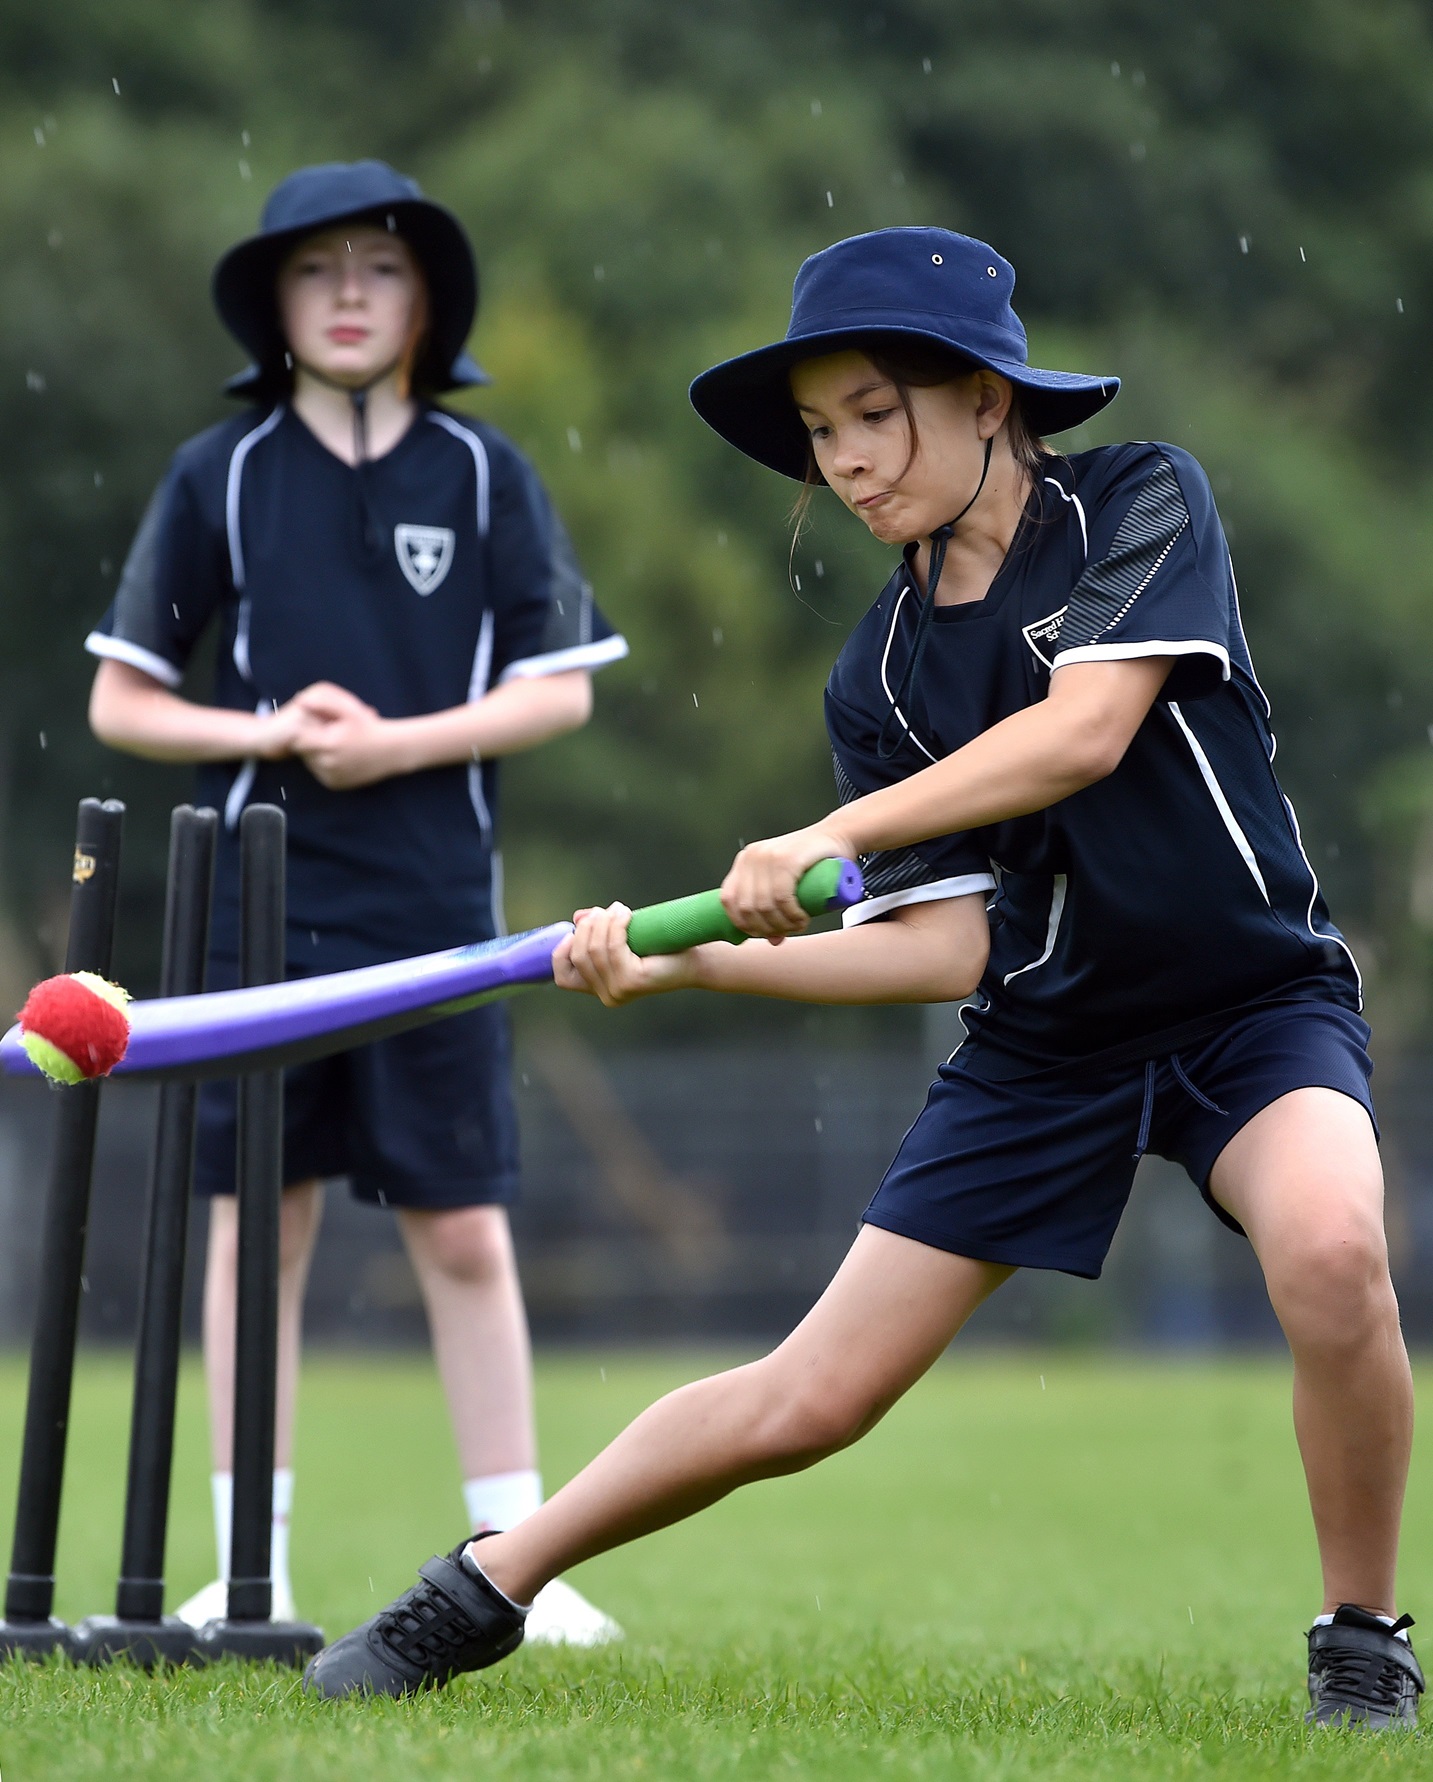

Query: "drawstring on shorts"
<box><xmin>1132</xmin><ymin>1053</ymin><xmax>1229</xmax><ymax>1162</ymax></box>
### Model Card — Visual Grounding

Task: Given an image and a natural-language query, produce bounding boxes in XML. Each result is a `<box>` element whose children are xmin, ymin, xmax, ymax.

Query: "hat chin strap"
<box><xmin>877</xmin><ymin>436</ymin><xmax>994</xmax><ymax>761</ymax></box>
<box><xmin>292</xmin><ymin>353</ymin><xmax>409</xmax><ymax>466</ymax></box>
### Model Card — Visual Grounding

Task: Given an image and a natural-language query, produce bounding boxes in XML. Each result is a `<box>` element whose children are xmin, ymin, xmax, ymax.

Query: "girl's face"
<box><xmin>790</xmin><ymin>350</ymin><xmax>1013</xmax><ymax>545</ymax></box>
<box><xmin>277</xmin><ymin>225</ymin><xmax>426</xmax><ymax>388</ymax></box>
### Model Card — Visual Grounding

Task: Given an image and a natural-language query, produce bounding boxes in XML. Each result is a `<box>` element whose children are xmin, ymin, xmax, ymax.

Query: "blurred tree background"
<box><xmin>4</xmin><ymin>0</ymin><xmax>1433</xmax><ymax>1047</ymax></box>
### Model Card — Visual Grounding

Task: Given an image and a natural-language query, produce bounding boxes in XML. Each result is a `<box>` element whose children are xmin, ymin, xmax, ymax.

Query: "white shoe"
<box><xmin>522</xmin><ymin>1577</ymin><xmax>622</xmax><ymax>1647</ymax></box>
<box><xmin>173</xmin><ymin>1574</ymin><xmax>297</xmax><ymax>1627</ymax></box>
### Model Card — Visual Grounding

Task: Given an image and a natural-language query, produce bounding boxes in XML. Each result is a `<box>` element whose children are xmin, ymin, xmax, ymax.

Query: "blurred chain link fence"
<box><xmin>1</xmin><ymin>1017</ymin><xmax>1429</xmax><ymax>1352</ymax></box>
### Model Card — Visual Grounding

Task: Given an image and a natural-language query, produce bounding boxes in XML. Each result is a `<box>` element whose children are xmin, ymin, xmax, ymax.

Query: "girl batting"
<box><xmin>305</xmin><ymin>226</ymin><xmax>1419</xmax><ymax>1727</ymax></box>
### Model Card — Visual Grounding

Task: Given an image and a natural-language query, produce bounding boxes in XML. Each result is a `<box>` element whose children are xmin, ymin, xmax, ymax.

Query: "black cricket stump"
<box><xmin>72</xmin><ymin>807</ymin><xmax>218</xmax><ymax>1668</ymax></box>
<box><xmin>199</xmin><ymin>806</ymin><xmax>323</xmax><ymax>1665</ymax></box>
<box><xmin>0</xmin><ymin>799</ymin><xmax>124</xmax><ymax>1660</ymax></box>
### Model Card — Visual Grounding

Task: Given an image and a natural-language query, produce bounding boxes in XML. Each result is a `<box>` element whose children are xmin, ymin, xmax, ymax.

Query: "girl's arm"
<box><xmin>89</xmin><ymin>659</ymin><xmax>304</xmax><ymax>762</ymax></box>
<box><xmin>555</xmin><ymin>892</ymin><xmax>991</xmax><ymax>1008</ymax></box>
<box><xmin>288</xmin><ymin>671</ymin><xmax>592</xmax><ymax>790</ymax></box>
<box><xmin>721</xmin><ymin>656</ymin><xmax>1173</xmax><ymax>937</ymax></box>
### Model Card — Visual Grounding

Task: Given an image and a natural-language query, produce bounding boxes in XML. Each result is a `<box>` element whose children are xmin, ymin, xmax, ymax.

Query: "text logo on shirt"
<box><xmin>394</xmin><ymin>524</ymin><xmax>456</xmax><ymax>596</ymax></box>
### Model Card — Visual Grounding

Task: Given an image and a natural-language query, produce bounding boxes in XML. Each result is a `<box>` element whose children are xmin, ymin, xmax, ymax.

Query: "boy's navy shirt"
<box><xmin>828</xmin><ymin>440</ymin><xmax>1361</xmax><ymax>1075</ymax></box>
<box><xmin>88</xmin><ymin>403</ymin><xmax>627</xmax><ymax>968</ymax></box>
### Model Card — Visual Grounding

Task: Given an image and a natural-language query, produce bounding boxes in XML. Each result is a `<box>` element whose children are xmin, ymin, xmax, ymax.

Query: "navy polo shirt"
<box><xmin>827</xmin><ymin>441</ymin><xmax>1361</xmax><ymax>1074</ymax></box>
<box><xmin>87</xmin><ymin>403</ymin><xmax>627</xmax><ymax>968</ymax></box>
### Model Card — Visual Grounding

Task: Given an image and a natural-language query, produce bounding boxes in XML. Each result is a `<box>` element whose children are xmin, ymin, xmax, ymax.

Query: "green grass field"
<box><xmin>1</xmin><ymin>1351</ymin><xmax>1431</xmax><ymax>1779</ymax></box>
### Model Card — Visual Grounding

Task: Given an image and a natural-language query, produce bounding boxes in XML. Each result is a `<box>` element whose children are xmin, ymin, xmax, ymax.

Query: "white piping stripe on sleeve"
<box><xmin>490</xmin><ymin>848</ymin><xmax>508</xmax><ymax>939</ymax></box>
<box><xmin>84</xmin><ymin>631</ymin><xmax>183</xmax><ymax>688</ymax></box>
<box><xmin>1043</xmin><ymin>475</ymin><xmax>1089</xmax><ymax>559</ymax></box>
<box><xmin>1227</xmin><ymin>551</ymin><xmax>1272</xmax><ymax>723</ymax></box>
<box><xmin>1003</xmin><ymin>873</ymin><xmax>1067</xmax><ymax>985</ymax></box>
<box><xmin>1167</xmin><ymin>700</ymin><xmax>1269</xmax><ymax>902</ymax></box>
<box><xmin>842</xmin><ymin>873</ymin><xmax>996</xmax><ymax>928</ymax></box>
<box><xmin>427</xmin><ymin>411</ymin><xmax>491</xmax><ymax>536</ymax></box>
<box><xmin>497</xmin><ymin>634</ymin><xmax>630</xmax><ymax>682</ymax></box>
<box><xmin>233</xmin><ymin>598</ymin><xmax>254</xmax><ymax>684</ymax></box>
<box><xmin>225</xmin><ymin>406</ymin><xmax>284</xmax><ymax>591</ymax></box>
<box><xmin>879</xmin><ymin>586</ymin><xmax>937</xmax><ymax>764</ymax></box>
<box><xmin>1050</xmin><ymin>639</ymin><xmax>1232</xmax><ymax>680</ymax></box>
<box><xmin>1281</xmin><ymin>793</ymin><xmax>1364</xmax><ymax>1008</ymax></box>
<box><xmin>466</xmin><ymin>609</ymin><xmax>496</xmax><ymax>841</ymax></box>
<box><xmin>468</xmin><ymin>609</ymin><xmax>495</xmax><ymax>704</ymax></box>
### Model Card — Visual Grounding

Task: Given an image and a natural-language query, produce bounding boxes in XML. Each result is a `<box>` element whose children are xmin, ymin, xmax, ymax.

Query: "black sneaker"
<box><xmin>302</xmin><ymin>1538</ymin><xmax>526</xmax><ymax>1699</ymax></box>
<box><xmin>1307</xmin><ymin>1604</ymin><xmax>1423</xmax><ymax>1728</ymax></box>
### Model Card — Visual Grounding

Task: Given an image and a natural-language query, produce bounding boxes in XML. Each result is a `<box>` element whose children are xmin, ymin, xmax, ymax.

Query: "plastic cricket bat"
<box><xmin>0</xmin><ymin>859</ymin><xmax>863</xmax><ymax>1082</ymax></box>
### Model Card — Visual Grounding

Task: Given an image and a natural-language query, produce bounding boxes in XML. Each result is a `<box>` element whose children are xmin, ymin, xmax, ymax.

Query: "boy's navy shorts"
<box><xmin>863</xmin><ymin>1001</ymin><xmax>1375</xmax><ymax>1279</ymax></box>
<box><xmin>193</xmin><ymin>958</ymin><xmax>520</xmax><ymax>1209</ymax></box>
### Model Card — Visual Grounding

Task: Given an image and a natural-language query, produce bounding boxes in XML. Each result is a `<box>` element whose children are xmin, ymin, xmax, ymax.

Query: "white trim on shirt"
<box><xmin>842</xmin><ymin>873</ymin><xmax>996</xmax><ymax>928</ymax></box>
<box><xmin>225</xmin><ymin>406</ymin><xmax>285</xmax><ymax>590</ymax></box>
<box><xmin>426</xmin><ymin>410</ymin><xmax>491</xmax><ymax>537</ymax></box>
<box><xmin>84</xmin><ymin>630</ymin><xmax>183</xmax><ymax>689</ymax></box>
<box><xmin>497</xmin><ymin>634</ymin><xmax>630</xmax><ymax>683</ymax></box>
<box><xmin>1050</xmin><ymin>638</ymin><xmax>1232</xmax><ymax>679</ymax></box>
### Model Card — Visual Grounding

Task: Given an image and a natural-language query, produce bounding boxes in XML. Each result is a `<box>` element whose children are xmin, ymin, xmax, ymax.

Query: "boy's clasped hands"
<box><xmin>256</xmin><ymin>681</ymin><xmax>403</xmax><ymax>790</ymax></box>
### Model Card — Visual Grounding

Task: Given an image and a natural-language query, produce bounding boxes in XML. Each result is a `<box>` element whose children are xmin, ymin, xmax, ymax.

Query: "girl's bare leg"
<box><xmin>475</xmin><ymin>1225</ymin><xmax>1012</xmax><ymax>1606</ymax></box>
<box><xmin>1209</xmin><ymin>1087</ymin><xmax>1412</xmax><ymax>1617</ymax></box>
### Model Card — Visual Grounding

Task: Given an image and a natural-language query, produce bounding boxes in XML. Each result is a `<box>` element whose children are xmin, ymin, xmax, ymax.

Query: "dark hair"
<box><xmin>789</xmin><ymin>338</ymin><xmax>1049</xmax><ymax>533</ymax></box>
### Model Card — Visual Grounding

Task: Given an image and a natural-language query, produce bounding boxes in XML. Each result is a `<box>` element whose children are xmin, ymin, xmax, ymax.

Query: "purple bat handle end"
<box><xmin>832</xmin><ymin>858</ymin><xmax>864</xmax><ymax>912</ymax></box>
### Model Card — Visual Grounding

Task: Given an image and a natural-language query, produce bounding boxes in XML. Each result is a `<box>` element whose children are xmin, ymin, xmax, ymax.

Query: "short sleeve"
<box><xmin>825</xmin><ymin>686</ymin><xmax>996</xmax><ymax>929</ymax></box>
<box><xmin>85</xmin><ymin>462</ymin><xmax>227</xmax><ymax>687</ymax></box>
<box><xmin>485</xmin><ymin>446</ymin><xmax>628</xmax><ymax>684</ymax></box>
<box><xmin>1049</xmin><ymin>445</ymin><xmax>1234</xmax><ymax>701</ymax></box>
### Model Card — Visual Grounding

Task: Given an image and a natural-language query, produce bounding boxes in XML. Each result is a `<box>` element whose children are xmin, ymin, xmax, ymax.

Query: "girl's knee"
<box><xmin>1266</xmin><ymin>1213</ymin><xmax>1394</xmax><ymax>1342</ymax></box>
<box><xmin>747</xmin><ymin>1363</ymin><xmax>883</xmax><ymax>1467</ymax></box>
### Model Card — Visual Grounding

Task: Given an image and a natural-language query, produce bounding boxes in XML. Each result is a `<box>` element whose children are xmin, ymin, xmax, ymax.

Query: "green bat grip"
<box><xmin>625</xmin><ymin>858</ymin><xmax>862</xmax><ymax>956</ymax></box>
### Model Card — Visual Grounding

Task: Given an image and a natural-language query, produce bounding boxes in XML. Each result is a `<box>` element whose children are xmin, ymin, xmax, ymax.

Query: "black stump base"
<box><xmin>0</xmin><ymin>1617</ymin><xmax>73</xmax><ymax>1661</ymax></box>
<box><xmin>69</xmin><ymin>1614</ymin><xmax>208</xmax><ymax>1669</ymax></box>
<box><xmin>197</xmin><ymin>1617</ymin><xmax>325</xmax><ymax>1666</ymax></box>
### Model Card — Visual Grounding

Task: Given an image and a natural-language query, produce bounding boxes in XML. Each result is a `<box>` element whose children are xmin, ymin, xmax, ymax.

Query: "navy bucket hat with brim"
<box><xmin>690</xmin><ymin>226</ymin><xmax>1118</xmax><ymax>480</ymax></box>
<box><xmin>213</xmin><ymin>159</ymin><xmax>488</xmax><ymax>401</ymax></box>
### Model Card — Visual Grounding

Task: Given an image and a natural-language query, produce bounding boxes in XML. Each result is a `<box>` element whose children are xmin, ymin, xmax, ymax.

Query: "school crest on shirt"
<box><xmin>1022</xmin><ymin>604</ymin><xmax>1068</xmax><ymax>670</ymax></box>
<box><xmin>394</xmin><ymin>524</ymin><xmax>456</xmax><ymax>596</ymax></box>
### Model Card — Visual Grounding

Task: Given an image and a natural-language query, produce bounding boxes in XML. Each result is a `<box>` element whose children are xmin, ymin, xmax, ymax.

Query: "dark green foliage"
<box><xmin>4</xmin><ymin>1</ymin><xmax>1433</xmax><ymax>1039</ymax></box>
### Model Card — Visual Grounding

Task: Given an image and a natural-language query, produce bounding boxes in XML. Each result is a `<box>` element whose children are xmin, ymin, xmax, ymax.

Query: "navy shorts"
<box><xmin>863</xmin><ymin>1001</ymin><xmax>1375</xmax><ymax>1279</ymax></box>
<box><xmin>193</xmin><ymin>958</ymin><xmax>520</xmax><ymax>1209</ymax></box>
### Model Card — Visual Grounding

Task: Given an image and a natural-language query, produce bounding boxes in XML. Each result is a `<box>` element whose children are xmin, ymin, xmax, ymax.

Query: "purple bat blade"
<box><xmin>0</xmin><ymin>923</ymin><xmax>572</xmax><ymax>1083</ymax></box>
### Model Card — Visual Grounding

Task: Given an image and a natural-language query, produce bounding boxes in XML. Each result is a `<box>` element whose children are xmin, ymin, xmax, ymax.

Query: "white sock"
<box><xmin>210</xmin><ymin>1468</ymin><xmax>294</xmax><ymax>1605</ymax></box>
<box><xmin>271</xmin><ymin>1468</ymin><xmax>294</xmax><ymax>1608</ymax></box>
<box><xmin>1312</xmin><ymin>1609</ymin><xmax>1409</xmax><ymax>1642</ymax></box>
<box><xmin>210</xmin><ymin>1472</ymin><xmax>234</xmax><ymax>1582</ymax></box>
<box><xmin>463</xmin><ymin>1469</ymin><xmax>542</xmax><ymax>1535</ymax></box>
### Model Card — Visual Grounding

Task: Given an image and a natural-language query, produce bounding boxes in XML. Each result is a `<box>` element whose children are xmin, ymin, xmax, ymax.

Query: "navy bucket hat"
<box><xmin>690</xmin><ymin>227</ymin><xmax>1118</xmax><ymax>479</ymax></box>
<box><xmin>213</xmin><ymin>159</ymin><xmax>488</xmax><ymax>400</ymax></box>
